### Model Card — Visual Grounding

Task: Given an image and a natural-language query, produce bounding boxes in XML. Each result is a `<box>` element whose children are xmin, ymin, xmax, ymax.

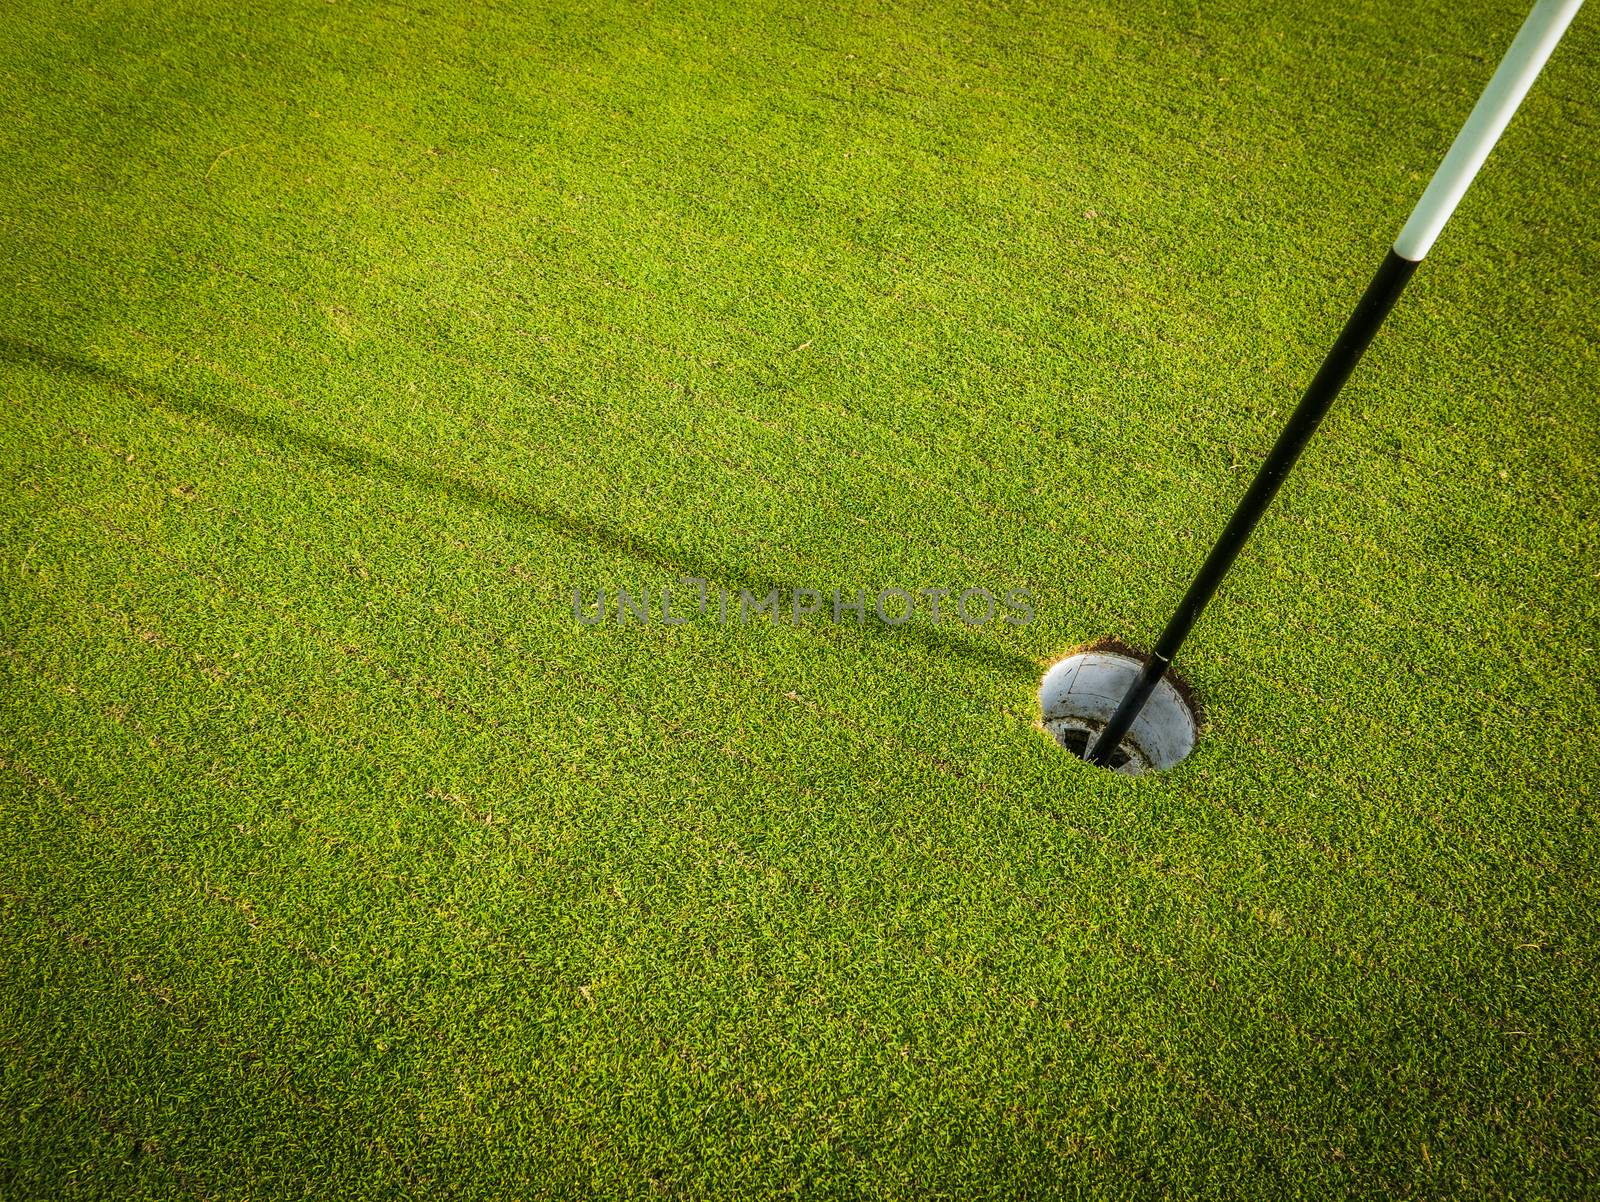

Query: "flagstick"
<box><xmin>1086</xmin><ymin>0</ymin><xmax>1583</xmax><ymax>767</ymax></box>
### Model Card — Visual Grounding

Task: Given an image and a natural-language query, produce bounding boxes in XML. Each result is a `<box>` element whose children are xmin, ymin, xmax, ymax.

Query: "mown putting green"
<box><xmin>2</xmin><ymin>0</ymin><xmax>1596</xmax><ymax>1195</ymax></box>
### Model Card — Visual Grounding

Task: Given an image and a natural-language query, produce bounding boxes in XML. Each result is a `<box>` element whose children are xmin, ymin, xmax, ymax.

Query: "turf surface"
<box><xmin>2</xmin><ymin>0</ymin><xmax>1598</xmax><ymax>1195</ymax></box>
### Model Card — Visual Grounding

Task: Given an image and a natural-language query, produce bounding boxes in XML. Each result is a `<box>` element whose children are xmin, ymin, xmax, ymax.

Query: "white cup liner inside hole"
<box><xmin>1039</xmin><ymin>648</ymin><xmax>1199</xmax><ymax>776</ymax></box>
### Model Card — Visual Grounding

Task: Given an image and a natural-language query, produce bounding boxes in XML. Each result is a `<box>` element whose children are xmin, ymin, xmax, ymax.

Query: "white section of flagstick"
<box><xmin>1393</xmin><ymin>0</ymin><xmax>1584</xmax><ymax>262</ymax></box>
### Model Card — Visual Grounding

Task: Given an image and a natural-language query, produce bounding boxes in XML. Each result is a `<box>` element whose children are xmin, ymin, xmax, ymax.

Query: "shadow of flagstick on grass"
<box><xmin>2</xmin><ymin>334</ymin><xmax>1043</xmax><ymax>680</ymax></box>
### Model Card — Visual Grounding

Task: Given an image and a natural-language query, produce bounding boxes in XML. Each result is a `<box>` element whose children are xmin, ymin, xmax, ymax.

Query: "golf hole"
<box><xmin>1039</xmin><ymin>641</ymin><xmax>1199</xmax><ymax>776</ymax></box>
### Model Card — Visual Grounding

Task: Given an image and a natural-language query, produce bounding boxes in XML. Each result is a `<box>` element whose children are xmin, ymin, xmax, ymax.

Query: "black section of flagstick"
<box><xmin>1085</xmin><ymin>248</ymin><xmax>1420</xmax><ymax>767</ymax></box>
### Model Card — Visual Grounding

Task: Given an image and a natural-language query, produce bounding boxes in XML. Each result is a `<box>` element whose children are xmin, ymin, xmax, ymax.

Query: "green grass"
<box><xmin>1</xmin><ymin>0</ymin><xmax>1597</xmax><ymax>1195</ymax></box>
